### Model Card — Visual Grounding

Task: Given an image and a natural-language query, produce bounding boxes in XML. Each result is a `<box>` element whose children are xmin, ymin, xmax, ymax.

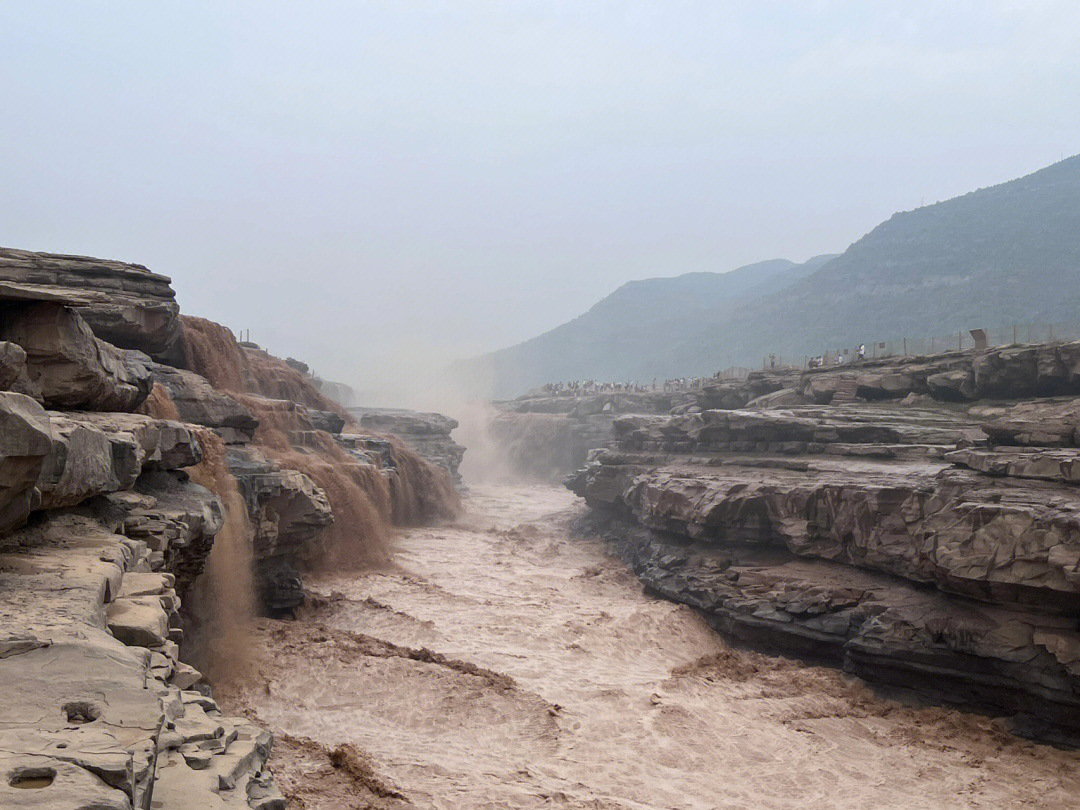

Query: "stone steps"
<box><xmin>830</xmin><ymin>375</ymin><xmax>859</xmax><ymax>404</ymax></box>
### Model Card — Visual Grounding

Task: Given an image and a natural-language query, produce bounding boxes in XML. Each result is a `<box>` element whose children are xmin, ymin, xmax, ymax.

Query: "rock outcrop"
<box><xmin>0</xmin><ymin>500</ymin><xmax>280</xmax><ymax>809</ymax></box>
<box><xmin>40</xmin><ymin>412</ymin><xmax>202</xmax><ymax>510</ymax></box>
<box><xmin>0</xmin><ymin>245</ymin><xmax>464</xmax><ymax>807</ymax></box>
<box><xmin>693</xmin><ymin>340</ymin><xmax>1080</xmax><ymax>410</ymax></box>
<box><xmin>0</xmin><ymin>392</ymin><xmax>53</xmax><ymax>533</ymax></box>
<box><xmin>227</xmin><ymin>446</ymin><xmax>333</xmax><ymax>612</ymax></box>
<box><xmin>0</xmin><ymin>248</ymin><xmax>288</xmax><ymax>808</ymax></box>
<box><xmin>567</xmin><ymin>376</ymin><xmax>1080</xmax><ymax>743</ymax></box>
<box><xmin>0</xmin><ymin>248</ymin><xmax>183</xmax><ymax>364</ymax></box>
<box><xmin>150</xmin><ymin>362</ymin><xmax>258</xmax><ymax>444</ymax></box>
<box><xmin>0</xmin><ymin>303</ymin><xmax>153</xmax><ymax>411</ymax></box>
<box><xmin>352</xmin><ymin>408</ymin><xmax>465</xmax><ymax>483</ymax></box>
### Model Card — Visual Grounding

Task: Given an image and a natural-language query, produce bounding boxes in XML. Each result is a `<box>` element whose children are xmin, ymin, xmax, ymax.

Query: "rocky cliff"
<box><xmin>566</xmin><ymin>347</ymin><xmax>1080</xmax><ymax>744</ymax></box>
<box><xmin>350</xmin><ymin>408</ymin><xmax>466</xmax><ymax>484</ymax></box>
<box><xmin>0</xmin><ymin>247</ymin><xmax>461</xmax><ymax>808</ymax></box>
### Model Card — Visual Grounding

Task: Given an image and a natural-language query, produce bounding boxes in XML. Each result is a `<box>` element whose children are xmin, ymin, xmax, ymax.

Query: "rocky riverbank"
<box><xmin>0</xmin><ymin>248</ymin><xmax>459</xmax><ymax>808</ymax></box>
<box><xmin>566</xmin><ymin>346</ymin><xmax>1080</xmax><ymax>744</ymax></box>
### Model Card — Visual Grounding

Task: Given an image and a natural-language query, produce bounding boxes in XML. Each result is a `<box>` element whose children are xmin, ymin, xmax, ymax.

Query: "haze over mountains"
<box><xmin>464</xmin><ymin>154</ymin><xmax>1080</xmax><ymax>399</ymax></box>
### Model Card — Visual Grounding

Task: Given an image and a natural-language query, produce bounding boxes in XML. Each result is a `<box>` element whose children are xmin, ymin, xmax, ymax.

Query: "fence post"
<box><xmin>1050</xmin><ymin>324</ymin><xmax>1054</xmax><ymax>343</ymax></box>
<box><xmin>903</xmin><ymin>338</ymin><xmax>907</xmax><ymax>356</ymax></box>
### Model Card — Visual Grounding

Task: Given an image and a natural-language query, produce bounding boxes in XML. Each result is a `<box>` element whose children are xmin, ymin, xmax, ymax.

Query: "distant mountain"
<box><xmin>463</xmin><ymin>154</ymin><xmax>1080</xmax><ymax>398</ymax></box>
<box><xmin>454</xmin><ymin>256</ymin><xmax>836</xmax><ymax>397</ymax></box>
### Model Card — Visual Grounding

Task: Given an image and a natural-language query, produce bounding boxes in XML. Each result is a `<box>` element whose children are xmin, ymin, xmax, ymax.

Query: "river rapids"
<box><xmin>222</xmin><ymin>484</ymin><xmax>1080</xmax><ymax>809</ymax></box>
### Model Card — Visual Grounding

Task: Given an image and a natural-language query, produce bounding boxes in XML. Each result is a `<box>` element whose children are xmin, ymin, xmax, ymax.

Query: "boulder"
<box><xmin>0</xmin><ymin>392</ymin><xmax>52</xmax><ymax>533</ymax></box>
<box><xmin>0</xmin><ymin>247</ymin><xmax>183</xmax><ymax>364</ymax></box>
<box><xmin>149</xmin><ymin>362</ymin><xmax>257</xmax><ymax>443</ymax></box>
<box><xmin>0</xmin><ymin>303</ymin><xmax>152</xmax><ymax>412</ymax></box>
<box><xmin>38</xmin><ymin>412</ymin><xmax>202</xmax><ymax>511</ymax></box>
<box><xmin>926</xmin><ymin>369</ymin><xmax>976</xmax><ymax>401</ymax></box>
<box><xmin>308</xmin><ymin>408</ymin><xmax>345</xmax><ymax>434</ymax></box>
<box><xmin>0</xmin><ymin>342</ymin><xmax>38</xmax><ymax>398</ymax></box>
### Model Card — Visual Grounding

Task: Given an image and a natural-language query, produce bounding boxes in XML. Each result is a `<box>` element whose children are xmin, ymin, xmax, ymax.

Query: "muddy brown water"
<box><xmin>226</xmin><ymin>484</ymin><xmax>1080</xmax><ymax>809</ymax></box>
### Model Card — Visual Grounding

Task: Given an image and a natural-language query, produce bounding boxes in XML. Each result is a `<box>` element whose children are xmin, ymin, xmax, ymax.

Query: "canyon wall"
<box><xmin>566</xmin><ymin>346</ymin><xmax>1080</xmax><ymax>744</ymax></box>
<box><xmin>0</xmin><ymin>248</ymin><xmax>460</xmax><ymax>809</ymax></box>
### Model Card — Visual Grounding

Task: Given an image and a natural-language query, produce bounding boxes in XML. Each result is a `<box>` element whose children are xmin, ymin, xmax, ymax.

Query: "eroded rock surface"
<box><xmin>39</xmin><ymin>412</ymin><xmax>203</xmax><ymax>511</ymax></box>
<box><xmin>227</xmin><ymin>446</ymin><xmax>333</xmax><ymax>612</ymax></box>
<box><xmin>0</xmin><ymin>486</ymin><xmax>278</xmax><ymax>809</ymax></box>
<box><xmin>150</xmin><ymin>362</ymin><xmax>258</xmax><ymax>443</ymax></box>
<box><xmin>0</xmin><ymin>392</ymin><xmax>52</xmax><ymax>533</ymax></box>
<box><xmin>567</xmin><ymin>391</ymin><xmax>1080</xmax><ymax>742</ymax></box>
<box><xmin>353</xmin><ymin>408</ymin><xmax>465</xmax><ymax>483</ymax></box>
<box><xmin>0</xmin><ymin>302</ymin><xmax>153</xmax><ymax>412</ymax></box>
<box><xmin>0</xmin><ymin>247</ymin><xmax>183</xmax><ymax>364</ymax></box>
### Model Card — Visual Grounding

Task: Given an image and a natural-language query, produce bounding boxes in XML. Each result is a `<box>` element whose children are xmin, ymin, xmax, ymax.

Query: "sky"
<box><xmin>2</xmin><ymin>1</ymin><xmax>1079</xmax><ymax>397</ymax></box>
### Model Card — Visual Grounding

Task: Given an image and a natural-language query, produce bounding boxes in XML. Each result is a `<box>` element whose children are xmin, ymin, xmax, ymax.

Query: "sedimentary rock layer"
<box><xmin>567</xmin><ymin>398</ymin><xmax>1080</xmax><ymax>742</ymax></box>
<box><xmin>0</xmin><ymin>247</ymin><xmax>183</xmax><ymax>364</ymax></box>
<box><xmin>352</xmin><ymin>409</ymin><xmax>465</xmax><ymax>483</ymax></box>
<box><xmin>0</xmin><ymin>303</ymin><xmax>153</xmax><ymax>412</ymax></box>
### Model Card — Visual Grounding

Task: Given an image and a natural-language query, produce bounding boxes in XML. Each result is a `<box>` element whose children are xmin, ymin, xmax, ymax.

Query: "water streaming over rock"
<box><xmin>183</xmin><ymin>427</ymin><xmax>258</xmax><ymax>685</ymax></box>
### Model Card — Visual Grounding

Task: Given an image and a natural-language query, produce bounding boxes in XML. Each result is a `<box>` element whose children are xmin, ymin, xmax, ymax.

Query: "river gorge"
<box><xmin>224</xmin><ymin>484</ymin><xmax>1079</xmax><ymax>810</ymax></box>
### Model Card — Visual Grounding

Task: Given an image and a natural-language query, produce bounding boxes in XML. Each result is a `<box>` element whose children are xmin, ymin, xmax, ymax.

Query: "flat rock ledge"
<box><xmin>0</xmin><ymin>493</ymin><xmax>283</xmax><ymax>810</ymax></box>
<box><xmin>352</xmin><ymin>408</ymin><xmax>466</xmax><ymax>484</ymax></box>
<box><xmin>567</xmin><ymin>401</ymin><xmax>1080</xmax><ymax>744</ymax></box>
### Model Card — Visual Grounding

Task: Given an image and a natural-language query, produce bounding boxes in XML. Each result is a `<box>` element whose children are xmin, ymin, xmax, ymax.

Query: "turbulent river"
<box><xmin>224</xmin><ymin>484</ymin><xmax>1080</xmax><ymax>809</ymax></box>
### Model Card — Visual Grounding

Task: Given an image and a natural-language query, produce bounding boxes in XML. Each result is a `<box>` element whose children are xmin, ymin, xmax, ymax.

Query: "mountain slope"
<box><xmin>465</xmin><ymin>154</ymin><xmax>1080</xmax><ymax>398</ymax></box>
<box><xmin>460</xmin><ymin>255</ymin><xmax>834</xmax><ymax>397</ymax></box>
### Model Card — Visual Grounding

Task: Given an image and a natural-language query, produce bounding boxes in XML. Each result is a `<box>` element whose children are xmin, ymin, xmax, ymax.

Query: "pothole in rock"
<box><xmin>10</xmin><ymin>767</ymin><xmax>56</xmax><ymax>789</ymax></box>
<box><xmin>63</xmin><ymin>700</ymin><xmax>101</xmax><ymax>725</ymax></box>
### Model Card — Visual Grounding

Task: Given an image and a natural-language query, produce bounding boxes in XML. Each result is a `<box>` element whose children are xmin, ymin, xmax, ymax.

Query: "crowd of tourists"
<box><xmin>540</xmin><ymin>377</ymin><xmax>711</xmax><ymax>396</ymax></box>
<box><xmin>541</xmin><ymin>343</ymin><xmax>871</xmax><ymax>399</ymax></box>
<box><xmin>805</xmin><ymin>343</ymin><xmax>866</xmax><ymax>368</ymax></box>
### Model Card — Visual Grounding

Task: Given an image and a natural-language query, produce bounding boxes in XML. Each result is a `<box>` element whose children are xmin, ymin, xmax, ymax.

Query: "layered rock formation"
<box><xmin>0</xmin><ymin>248</ymin><xmax>183</xmax><ymax>365</ymax></box>
<box><xmin>566</xmin><ymin>362</ymin><xmax>1080</xmax><ymax>743</ymax></box>
<box><xmin>351</xmin><ymin>408</ymin><xmax>465</xmax><ymax>484</ymax></box>
<box><xmin>693</xmin><ymin>339</ymin><xmax>1080</xmax><ymax>411</ymax></box>
<box><xmin>0</xmin><ymin>397</ymin><xmax>281</xmax><ymax>808</ymax></box>
<box><xmin>0</xmin><ymin>247</ymin><xmax>461</xmax><ymax>807</ymax></box>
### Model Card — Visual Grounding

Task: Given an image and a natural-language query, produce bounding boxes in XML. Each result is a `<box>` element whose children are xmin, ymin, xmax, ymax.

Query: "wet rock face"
<box><xmin>0</xmin><ymin>303</ymin><xmax>153</xmax><ymax>412</ymax></box>
<box><xmin>227</xmin><ymin>446</ymin><xmax>333</xmax><ymax>611</ymax></box>
<box><xmin>593</xmin><ymin>516</ymin><xmax>1080</xmax><ymax>744</ymax></box>
<box><xmin>353</xmin><ymin>408</ymin><xmax>466</xmax><ymax>483</ymax></box>
<box><xmin>567</xmin><ymin>394</ymin><xmax>1080</xmax><ymax>742</ymax></box>
<box><xmin>0</xmin><ymin>247</ymin><xmax>183</xmax><ymax>364</ymax></box>
<box><xmin>150</xmin><ymin>362</ymin><xmax>258</xmax><ymax>443</ymax></box>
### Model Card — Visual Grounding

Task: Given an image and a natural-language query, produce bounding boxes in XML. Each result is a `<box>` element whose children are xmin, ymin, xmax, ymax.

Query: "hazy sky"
<box><xmin>3</xmin><ymin>1</ymin><xmax>1078</xmax><ymax>393</ymax></box>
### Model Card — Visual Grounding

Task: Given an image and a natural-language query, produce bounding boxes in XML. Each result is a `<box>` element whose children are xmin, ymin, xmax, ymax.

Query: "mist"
<box><xmin>3</xmin><ymin>1</ymin><xmax>1080</xmax><ymax>398</ymax></box>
